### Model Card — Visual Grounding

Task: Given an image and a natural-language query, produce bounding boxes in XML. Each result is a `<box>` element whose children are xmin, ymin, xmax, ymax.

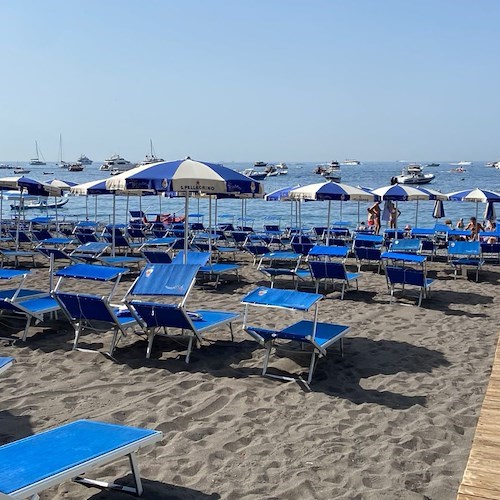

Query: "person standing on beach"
<box><xmin>368</xmin><ymin>201</ymin><xmax>381</xmax><ymax>234</ymax></box>
<box><xmin>388</xmin><ymin>201</ymin><xmax>401</xmax><ymax>229</ymax></box>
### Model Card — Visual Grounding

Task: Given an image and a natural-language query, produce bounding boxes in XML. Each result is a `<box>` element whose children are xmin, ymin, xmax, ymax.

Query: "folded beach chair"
<box><xmin>0</xmin><ymin>419</ymin><xmax>162</xmax><ymax>498</ymax></box>
<box><xmin>381</xmin><ymin>252</ymin><xmax>435</xmax><ymax>306</ymax></box>
<box><xmin>447</xmin><ymin>240</ymin><xmax>484</xmax><ymax>282</ymax></box>
<box><xmin>0</xmin><ymin>269</ymin><xmax>59</xmax><ymax>342</ymax></box>
<box><xmin>0</xmin><ymin>357</ymin><xmax>14</xmax><ymax>375</ymax></box>
<box><xmin>241</xmin><ymin>286</ymin><xmax>350</xmax><ymax>383</ymax></box>
<box><xmin>124</xmin><ymin>263</ymin><xmax>240</xmax><ymax>361</ymax></box>
<box><xmin>53</xmin><ymin>264</ymin><xmax>135</xmax><ymax>354</ymax></box>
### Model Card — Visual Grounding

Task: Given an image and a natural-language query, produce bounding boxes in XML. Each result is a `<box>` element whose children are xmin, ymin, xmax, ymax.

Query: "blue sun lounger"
<box><xmin>447</xmin><ymin>240</ymin><xmax>484</xmax><ymax>282</ymax></box>
<box><xmin>0</xmin><ymin>269</ymin><xmax>59</xmax><ymax>342</ymax></box>
<box><xmin>241</xmin><ymin>287</ymin><xmax>350</xmax><ymax>383</ymax></box>
<box><xmin>125</xmin><ymin>263</ymin><xmax>240</xmax><ymax>362</ymax></box>
<box><xmin>0</xmin><ymin>420</ymin><xmax>162</xmax><ymax>499</ymax></box>
<box><xmin>0</xmin><ymin>357</ymin><xmax>14</xmax><ymax>375</ymax></box>
<box><xmin>381</xmin><ymin>252</ymin><xmax>435</xmax><ymax>306</ymax></box>
<box><xmin>53</xmin><ymin>264</ymin><xmax>135</xmax><ymax>354</ymax></box>
<box><xmin>173</xmin><ymin>250</ymin><xmax>240</xmax><ymax>288</ymax></box>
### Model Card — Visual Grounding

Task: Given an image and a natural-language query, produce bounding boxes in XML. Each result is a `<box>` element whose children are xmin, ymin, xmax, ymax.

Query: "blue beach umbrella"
<box><xmin>484</xmin><ymin>201</ymin><xmax>496</xmax><ymax>222</ymax></box>
<box><xmin>106</xmin><ymin>157</ymin><xmax>264</xmax><ymax>260</ymax></box>
<box><xmin>290</xmin><ymin>181</ymin><xmax>376</xmax><ymax>242</ymax></box>
<box><xmin>265</xmin><ymin>185</ymin><xmax>301</xmax><ymax>229</ymax></box>
<box><xmin>447</xmin><ymin>187</ymin><xmax>500</xmax><ymax>221</ymax></box>
<box><xmin>432</xmin><ymin>199</ymin><xmax>445</xmax><ymax>219</ymax></box>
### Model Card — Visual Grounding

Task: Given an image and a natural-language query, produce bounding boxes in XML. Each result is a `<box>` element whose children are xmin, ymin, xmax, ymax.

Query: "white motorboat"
<box><xmin>13</xmin><ymin>167</ymin><xmax>31</xmax><ymax>174</ymax></box>
<box><xmin>77</xmin><ymin>154</ymin><xmax>93</xmax><ymax>165</ymax></box>
<box><xmin>254</xmin><ymin>161</ymin><xmax>267</xmax><ymax>168</ymax></box>
<box><xmin>391</xmin><ymin>164</ymin><xmax>435</xmax><ymax>185</ymax></box>
<box><xmin>450</xmin><ymin>161</ymin><xmax>472</xmax><ymax>166</ymax></box>
<box><xmin>494</xmin><ymin>161</ymin><xmax>500</xmax><ymax>170</ymax></box>
<box><xmin>68</xmin><ymin>163</ymin><xmax>84</xmax><ymax>172</ymax></box>
<box><xmin>265</xmin><ymin>166</ymin><xmax>279</xmax><ymax>177</ymax></box>
<box><xmin>11</xmin><ymin>197</ymin><xmax>69</xmax><ymax>210</ymax></box>
<box><xmin>322</xmin><ymin>171</ymin><xmax>341</xmax><ymax>182</ymax></box>
<box><xmin>29</xmin><ymin>140</ymin><xmax>46</xmax><ymax>165</ymax></box>
<box><xmin>241</xmin><ymin>168</ymin><xmax>267</xmax><ymax>180</ymax></box>
<box><xmin>340</xmin><ymin>159</ymin><xmax>361</xmax><ymax>165</ymax></box>
<box><xmin>275</xmin><ymin>162</ymin><xmax>288</xmax><ymax>175</ymax></box>
<box><xmin>100</xmin><ymin>154</ymin><xmax>136</xmax><ymax>171</ymax></box>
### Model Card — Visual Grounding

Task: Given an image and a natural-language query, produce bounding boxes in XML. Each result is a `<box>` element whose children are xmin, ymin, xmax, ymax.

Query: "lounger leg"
<box><xmin>228</xmin><ymin>323</ymin><xmax>234</xmax><ymax>342</ymax></box>
<box><xmin>22</xmin><ymin>317</ymin><xmax>32</xmax><ymax>342</ymax></box>
<box><xmin>185</xmin><ymin>336</ymin><xmax>194</xmax><ymax>363</ymax></box>
<box><xmin>262</xmin><ymin>342</ymin><xmax>272</xmax><ymax>377</ymax></box>
<box><xmin>307</xmin><ymin>351</ymin><xmax>318</xmax><ymax>384</ymax></box>
<box><xmin>73</xmin><ymin>323</ymin><xmax>82</xmax><ymax>350</ymax></box>
<box><xmin>74</xmin><ymin>451</ymin><xmax>144</xmax><ymax>495</ymax></box>
<box><xmin>146</xmin><ymin>330</ymin><xmax>155</xmax><ymax>359</ymax></box>
<box><xmin>109</xmin><ymin>328</ymin><xmax>120</xmax><ymax>356</ymax></box>
<box><xmin>418</xmin><ymin>289</ymin><xmax>423</xmax><ymax>307</ymax></box>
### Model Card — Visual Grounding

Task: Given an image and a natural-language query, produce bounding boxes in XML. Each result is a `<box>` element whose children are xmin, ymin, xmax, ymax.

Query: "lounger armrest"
<box><xmin>244</xmin><ymin>326</ymin><xmax>281</xmax><ymax>345</ymax></box>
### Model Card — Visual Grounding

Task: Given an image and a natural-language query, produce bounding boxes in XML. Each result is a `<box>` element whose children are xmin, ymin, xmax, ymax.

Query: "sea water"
<box><xmin>1</xmin><ymin>161</ymin><xmax>499</xmax><ymax>231</ymax></box>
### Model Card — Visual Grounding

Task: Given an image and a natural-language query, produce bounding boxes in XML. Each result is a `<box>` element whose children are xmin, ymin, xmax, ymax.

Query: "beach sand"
<box><xmin>0</xmin><ymin>253</ymin><xmax>499</xmax><ymax>499</ymax></box>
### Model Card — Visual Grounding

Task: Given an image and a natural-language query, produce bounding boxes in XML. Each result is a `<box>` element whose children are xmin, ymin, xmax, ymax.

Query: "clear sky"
<box><xmin>0</xmin><ymin>0</ymin><xmax>498</xmax><ymax>163</ymax></box>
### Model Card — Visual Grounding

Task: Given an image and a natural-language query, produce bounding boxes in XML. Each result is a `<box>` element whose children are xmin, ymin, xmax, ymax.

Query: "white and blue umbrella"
<box><xmin>265</xmin><ymin>185</ymin><xmax>301</xmax><ymax>229</ymax></box>
<box><xmin>106</xmin><ymin>158</ymin><xmax>264</xmax><ymax>260</ymax></box>
<box><xmin>484</xmin><ymin>201</ymin><xmax>496</xmax><ymax>222</ymax></box>
<box><xmin>447</xmin><ymin>188</ymin><xmax>500</xmax><ymax>221</ymax></box>
<box><xmin>432</xmin><ymin>199</ymin><xmax>445</xmax><ymax>219</ymax></box>
<box><xmin>290</xmin><ymin>182</ymin><xmax>376</xmax><ymax>242</ymax></box>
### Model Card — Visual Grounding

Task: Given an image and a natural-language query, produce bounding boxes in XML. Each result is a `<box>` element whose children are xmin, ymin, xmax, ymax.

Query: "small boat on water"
<box><xmin>449</xmin><ymin>166</ymin><xmax>467</xmax><ymax>173</ymax></box>
<box><xmin>68</xmin><ymin>163</ymin><xmax>84</xmax><ymax>172</ymax></box>
<box><xmin>100</xmin><ymin>154</ymin><xmax>136</xmax><ymax>172</ymax></box>
<box><xmin>10</xmin><ymin>197</ymin><xmax>70</xmax><ymax>210</ymax></box>
<box><xmin>322</xmin><ymin>171</ymin><xmax>341</xmax><ymax>182</ymax></box>
<box><xmin>77</xmin><ymin>154</ymin><xmax>93</xmax><ymax>165</ymax></box>
<box><xmin>265</xmin><ymin>165</ymin><xmax>279</xmax><ymax>177</ymax></box>
<box><xmin>391</xmin><ymin>164</ymin><xmax>435</xmax><ymax>185</ymax></box>
<box><xmin>275</xmin><ymin>162</ymin><xmax>288</xmax><ymax>175</ymax></box>
<box><xmin>425</xmin><ymin>162</ymin><xmax>440</xmax><ymax>167</ymax></box>
<box><xmin>138</xmin><ymin>139</ymin><xmax>164</xmax><ymax>166</ymax></box>
<box><xmin>450</xmin><ymin>161</ymin><xmax>472</xmax><ymax>166</ymax></box>
<box><xmin>254</xmin><ymin>161</ymin><xmax>267</xmax><ymax>168</ymax></box>
<box><xmin>494</xmin><ymin>162</ymin><xmax>500</xmax><ymax>170</ymax></box>
<box><xmin>241</xmin><ymin>168</ymin><xmax>267</xmax><ymax>180</ymax></box>
<box><xmin>340</xmin><ymin>159</ymin><xmax>361</xmax><ymax>165</ymax></box>
<box><xmin>13</xmin><ymin>167</ymin><xmax>31</xmax><ymax>174</ymax></box>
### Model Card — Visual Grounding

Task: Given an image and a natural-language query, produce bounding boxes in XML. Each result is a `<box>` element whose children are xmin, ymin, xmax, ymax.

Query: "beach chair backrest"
<box><xmin>354</xmin><ymin>246</ymin><xmax>381</xmax><ymax>261</ymax></box>
<box><xmin>291</xmin><ymin>242</ymin><xmax>314</xmax><ymax>256</ymax></box>
<box><xmin>448</xmin><ymin>240</ymin><xmax>481</xmax><ymax>256</ymax></box>
<box><xmin>129</xmin><ymin>301</ymin><xmax>194</xmax><ymax>330</ymax></box>
<box><xmin>309</xmin><ymin>261</ymin><xmax>346</xmax><ymax>281</ymax></box>
<box><xmin>55</xmin><ymin>292</ymin><xmax>115</xmax><ymax>323</ymax></box>
<box><xmin>141</xmin><ymin>251</ymin><xmax>172</xmax><ymax>264</ymax></box>
<box><xmin>385</xmin><ymin>266</ymin><xmax>406</xmax><ymax>286</ymax></box>
<box><xmin>243</xmin><ymin>244</ymin><xmax>270</xmax><ymax>257</ymax></box>
<box><xmin>129</xmin><ymin>263</ymin><xmax>199</xmax><ymax>297</ymax></box>
<box><xmin>389</xmin><ymin>239</ymin><xmax>422</xmax><ymax>253</ymax></box>
<box><xmin>308</xmin><ymin>245</ymin><xmax>348</xmax><ymax>260</ymax></box>
<box><xmin>386</xmin><ymin>266</ymin><xmax>425</xmax><ymax>287</ymax></box>
<box><xmin>172</xmin><ymin>250</ymin><xmax>210</xmax><ymax>266</ymax></box>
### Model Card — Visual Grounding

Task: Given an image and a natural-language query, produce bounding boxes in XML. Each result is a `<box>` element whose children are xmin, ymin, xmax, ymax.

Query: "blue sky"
<box><xmin>0</xmin><ymin>0</ymin><xmax>498</xmax><ymax>162</ymax></box>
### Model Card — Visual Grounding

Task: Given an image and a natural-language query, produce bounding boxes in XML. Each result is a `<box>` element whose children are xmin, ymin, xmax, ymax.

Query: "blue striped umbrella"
<box><xmin>432</xmin><ymin>199</ymin><xmax>445</xmax><ymax>219</ymax></box>
<box><xmin>448</xmin><ymin>188</ymin><xmax>500</xmax><ymax>221</ymax></box>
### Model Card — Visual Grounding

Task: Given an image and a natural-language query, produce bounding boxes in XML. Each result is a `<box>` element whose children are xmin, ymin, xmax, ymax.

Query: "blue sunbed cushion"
<box><xmin>0</xmin><ymin>269</ymin><xmax>30</xmax><ymax>279</ymax></box>
<box><xmin>0</xmin><ymin>420</ymin><xmax>160</xmax><ymax>495</ymax></box>
<box><xmin>131</xmin><ymin>264</ymin><xmax>199</xmax><ymax>296</ymax></box>
<box><xmin>241</xmin><ymin>287</ymin><xmax>323</xmax><ymax>311</ymax></box>
<box><xmin>55</xmin><ymin>264</ymin><xmax>128</xmax><ymax>281</ymax></box>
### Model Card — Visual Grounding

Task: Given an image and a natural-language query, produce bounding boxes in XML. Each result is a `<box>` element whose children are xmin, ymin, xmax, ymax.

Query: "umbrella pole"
<box><xmin>111</xmin><ymin>193</ymin><xmax>116</xmax><ymax>257</ymax></box>
<box><xmin>415</xmin><ymin>199</ymin><xmax>419</xmax><ymax>227</ymax></box>
<box><xmin>16</xmin><ymin>189</ymin><xmax>23</xmax><ymax>251</ymax></box>
<box><xmin>183</xmin><ymin>192</ymin><xmax>189</xmax><ymax>264</ymax></box>
<box><xmin>94</xmin><ymin>195</ymin><xmax>98</xmax><ymax>223</ymax></box>
<box><xmin>208</xmin><ymin>196</ymin><xmax>213</xmax><ymax>264</ymax></box>
<box><xmin>326</xmin><ymin>200</ymin><xmax>331</xmax><ymax>245</ymax></box>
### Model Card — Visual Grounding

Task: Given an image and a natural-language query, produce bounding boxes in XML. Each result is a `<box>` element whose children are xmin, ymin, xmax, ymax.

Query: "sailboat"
<box><xmin>57</xmin><ymin>134</ymin><xmax>69</xmax><ymax>169</ymax></box>
<box><xmin>29</xmin><ymin>141</ymin><xmax>46</xmax><ymax>165</ymax></box>
<box><xmin>138</xmin><ymin>139</ymin><xmax>164</xmax><ymax>165</ymax></box>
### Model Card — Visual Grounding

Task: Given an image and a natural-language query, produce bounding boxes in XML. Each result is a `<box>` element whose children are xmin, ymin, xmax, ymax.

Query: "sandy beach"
<box><xmin>0</xmin><ymin>252</ymin><xmax>499</xmax><ymax>499</ymax></box>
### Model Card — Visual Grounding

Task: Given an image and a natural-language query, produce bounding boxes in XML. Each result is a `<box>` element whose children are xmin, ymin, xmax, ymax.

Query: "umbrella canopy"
<box><xmin>447</xmin><ymin>188</ymin><xmax>500</xmax><ymax>203</ymax></box>
<box><xmin>371</xmin><ymin>184</ymin><xmax>431</xmax><ymax>201</ymax></box>
<box><xmin>432</xmin><ymin>199</ymin><xmax>445</xmax><ymax>219</ymax></box>
<box><xmin>264</xmin><ymin>185</ymin><xmax>300</xmax><ymax>201</ymax></box>
<box><xmin>44</xmin><ymin>179</ymin><xmax>78</xmax><ymax>190</ymax></box>
<box><xmin>0</xmin><ymin>176</ymin><xmax>62</xmax><ymax>197</ymax></box>
<box><xmin>417</xmin><ymin>187</ymin><xmax>448</xmax><ymax>201</ymax></box>
<box><xmin>484</xmin><ymin>201</ymin><xmax>497</xmax><ymax>221</ymax></box>
<box><xmin>106</xmin><ymin>157</ymin><xmax>263</xmax><ymax>197</ymax></box>
<box><xmin>289</xmin><ymin>181</ymin><xmax>376</xmax><ymax>201</ymax></box>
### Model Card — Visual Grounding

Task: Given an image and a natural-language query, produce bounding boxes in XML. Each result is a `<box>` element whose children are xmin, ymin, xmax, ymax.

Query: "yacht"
<box><xmin>100</xmin><ymin>154</ymin><xmax>136</xmax><ymax>171</ymax></box>
<box><xmin>138</xmin><ymin>139</ymin><xmax>164</xmax><ymax>166</ymax></box>
<box><xmin>265</xmin><ymin>165</ymin><xmax>279</xmax><ymax>177</ymax></box>
<box><xmin>322</xmin><ymin>171</ymin><xmax>341</xmax><ymax>182</ymax></box>
<box><xmin>254</xmin><ymin>161</ymin><xmax>267</xmax><ymax>168</ymax></box>
<box><xmin>275</xmin><ymin>162</ymin><xmax>288</xmax><ymax>175</ymax></box>
<box><xmin>314</xmin><ymin>161</ymin><xmax>340</xmax><ymax>177</ymax></box>
<box><xmin>340</xmin><ymin>159</ymin><xmax>361</xmax><ymax>165</ymax></box>
<box><xmin>77</xmin><ymin>154</ymin><xmax>93</xmax><ymax>165</ymax></box>
<box><xmin>495</xmin><ymin>162</ymin><xmax>500</xmax><ymax>170</ymax></box>
<box><xmin>241</xmin><ymin>168</ymin><xmax>267</xmax><ymax>180</ymax></box>
<box><xmin>391</xmin><ymin>164</ymin><xmax>435</xmax><ymax>185</ymax></box>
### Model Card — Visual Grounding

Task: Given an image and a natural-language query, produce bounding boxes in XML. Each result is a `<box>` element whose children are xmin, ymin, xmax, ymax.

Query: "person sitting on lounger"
<box><xmin>465</xmin><ymin>217</ymin><xmax>484</xmax><ymax>241</ymax></box>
